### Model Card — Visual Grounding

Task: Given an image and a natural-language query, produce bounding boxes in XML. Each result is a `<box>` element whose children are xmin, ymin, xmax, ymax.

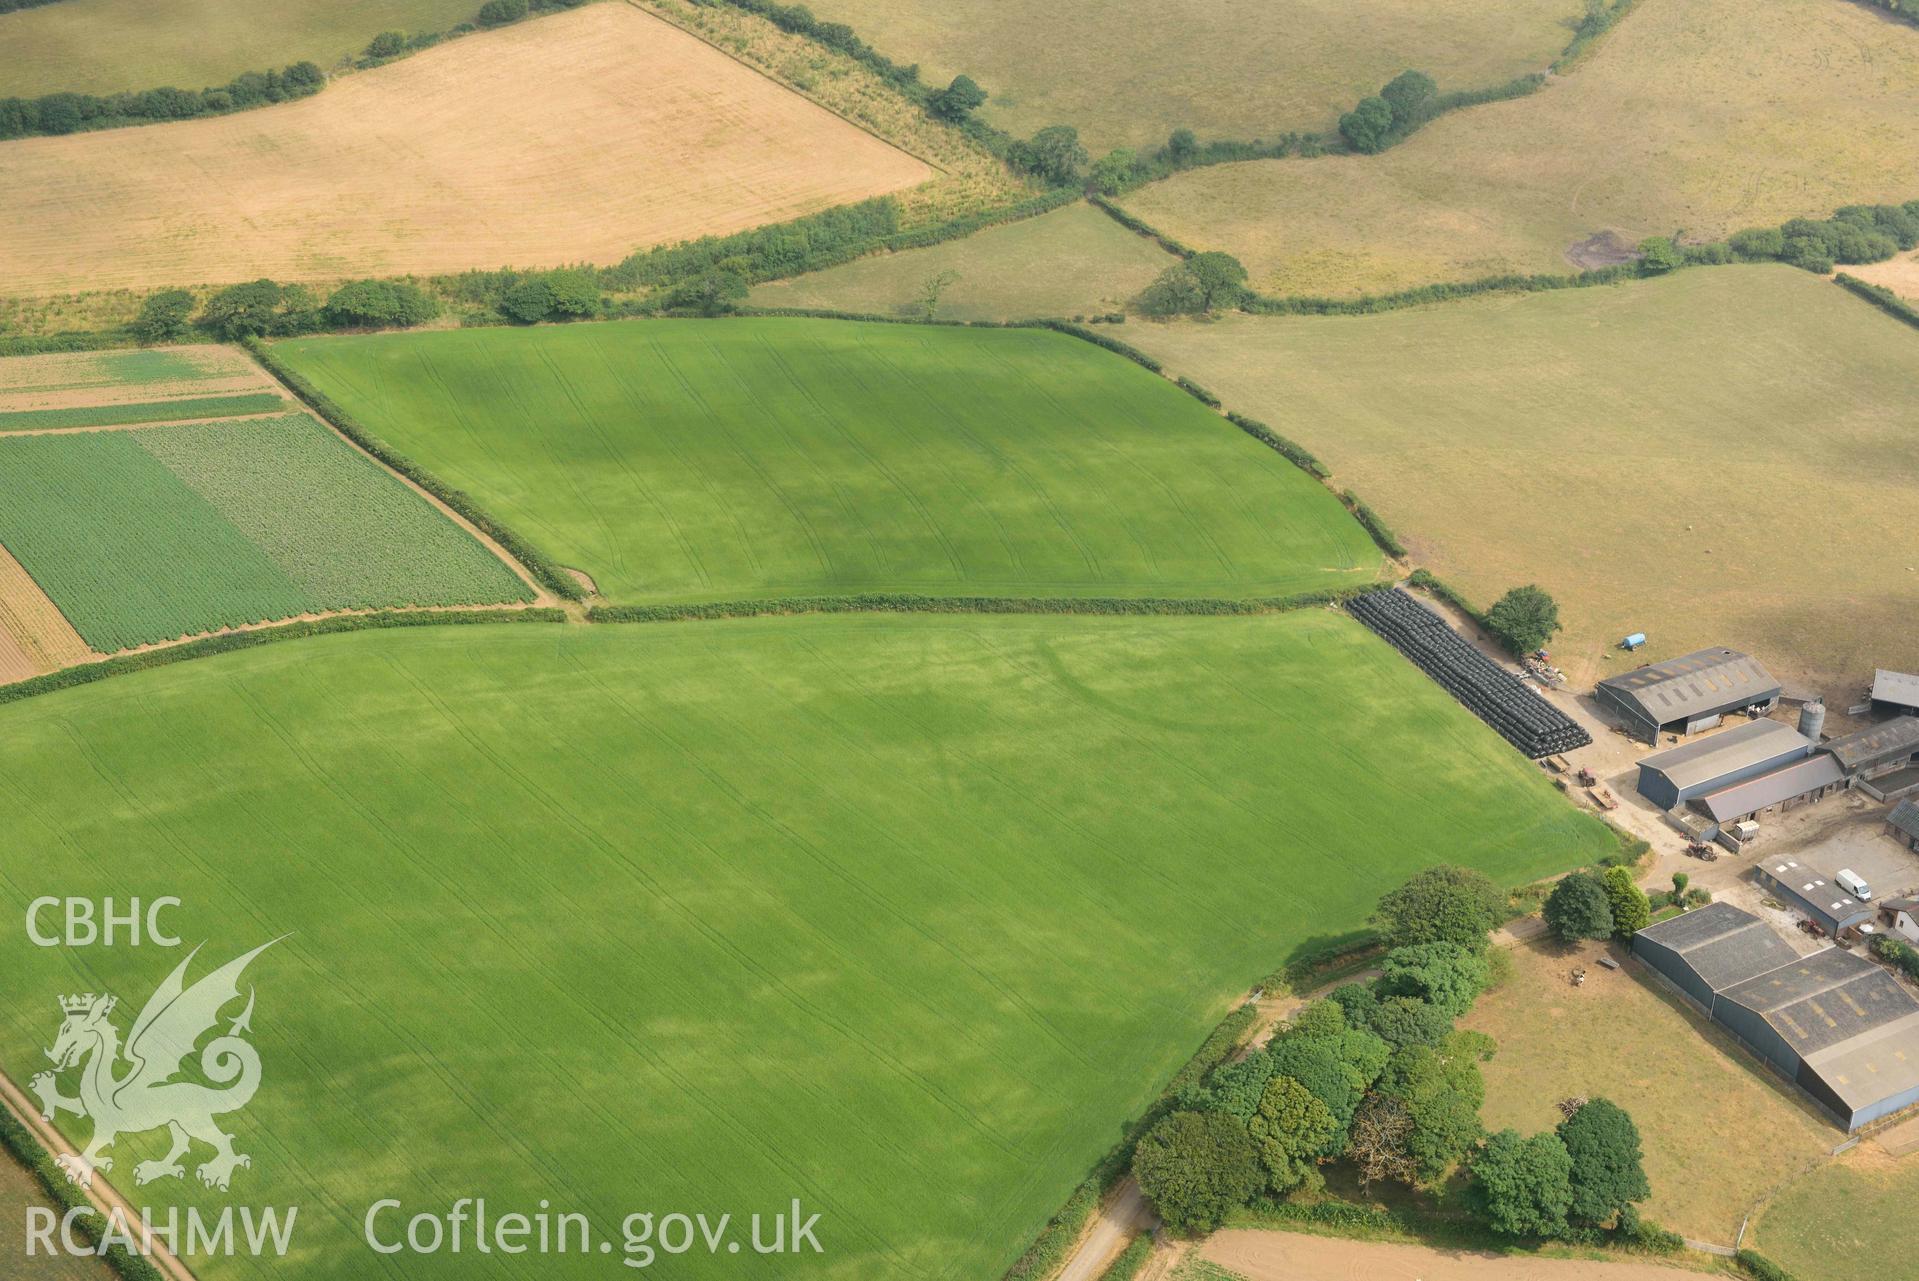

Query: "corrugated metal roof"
<box><xmin>1638</xmin><ymin>719</ymin><xmax>1811</xmax><ymax>792</ymax></box>
<box><xmin>1873</xmin><ymin>670</ymin><xmax>1919</xmax><ymax>709</ymax></box>
<box><xmin>1759</xmin><ymin>858</ymin><xmax>1875</xmax><ymax>935</ymax></box>
<box><xmin>1889</xmin><ymin>798</ymin><xmax>1919</xmax><ymax>840</ymax></box>
<box><xmin>1821</xmin><ymin>717</ymin><xmax>1919</xmax><ymax>773</ymax></box>
<box><xmin>1805</xmin><ymin>1009</ymin><xmax>1919</xmax><ymax>1112</ymax></box>
<box><xmin>1698</xmin><ymin>755</ymin><xmax>1845</xmax><ymax>822</ymax></box>
<box><xmin>1597</xmin><ymin>648</ymin><xmax>1781</xmax><ymax>724</ymax></box>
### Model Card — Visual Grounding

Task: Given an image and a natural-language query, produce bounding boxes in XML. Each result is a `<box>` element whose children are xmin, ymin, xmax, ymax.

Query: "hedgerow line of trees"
<box><xmin>0</xmin><ymin>0</ymin><xmax>587</xmax><ymax>141</ymax></box>
<box><xmin>1126</xmin><ymin>864</ymin><xmax>1677</xmax><ymax>1253</ymax></box>
<box><xmin>0</xmin><ymin>0</ymin><xmax>67</xmax><ymax>12</ymax></box>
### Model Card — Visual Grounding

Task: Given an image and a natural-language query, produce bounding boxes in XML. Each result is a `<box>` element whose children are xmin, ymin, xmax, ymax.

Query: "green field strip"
<box><xmin>274</xmin><ymin>318</ymin><xmax>1384</xmax><ymax>605</ymax></box>
<box><xmin>0</xmin><ymin>612</ymin><xmax>1613</xmax><ymax>1281</ymax></box>
<box><xmin>134</xmin><ymin>416</ymin><xmax>536</xmax><ymax>610</ymax></box>
<box><xmin>0</xmin><ymin>347</ymin><xmax>217</xmax><ymax>397</ymax></box>
<box><xmin>0</xmin><ymin>392</ymin><xmax>286</xmax><ymax>432</ymax></box>
<box><xmin>0</xmin><ymin>431</ymin><xmax>308</xmax><ymax>652</ymax></box>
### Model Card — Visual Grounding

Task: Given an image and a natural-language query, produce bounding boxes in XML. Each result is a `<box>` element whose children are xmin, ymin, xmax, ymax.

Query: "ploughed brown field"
<box><xmin>0</xmin><ymin>2</ymin><xmax>933</xmax><ymax>295</ymax></box>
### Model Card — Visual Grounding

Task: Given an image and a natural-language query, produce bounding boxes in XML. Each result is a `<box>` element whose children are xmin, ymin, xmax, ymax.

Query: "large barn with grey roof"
<box><xmin>1633</xmin><ymin>902</ymin><xmax>1919</xmax><ymax>1130</ymax></box>
<box><xmin>1596</xmin><ymin>648</ymin><xmax>1781</xmax><ymax>744</ymax></box>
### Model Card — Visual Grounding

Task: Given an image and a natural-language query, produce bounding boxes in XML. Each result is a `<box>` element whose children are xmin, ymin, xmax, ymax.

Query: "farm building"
<box><xmin>1696</xmin><ymin>754</ymin><xmax>1847</xmax><ymax>825</ymax></box>
<box><xmin>1754</xmin><ymin>857</ymin><xmax>1875</xmax><ymax>937</ymax></box>
<box><xmin>1821</xmin><ymin>717</ymin><xmax>1919</xmax><ymax>799</ymax></box>
<box><xmin>1887</xmin><ymin>798</ymin><xmax>1919</xmax><ymax>852</ymax></box>
<box><xmin>1633</xmin><ymin>719</ymin><xmax>1812</xmax><ymax>811</ymax></box>
<box><xmin>1871</xmin><ymin>670</ymin><xmax>1919</xmax><ymax>718</ymax></box>
<box><xmin>1634</xmin><ymin>903</ymin><xmax>1919</xmax><ymax>1130</ymax></box>
<box><xmin>1884</xmin><ymin>898</ymin><xmax>1919</xmax><ymax>945</ymax></box>
<box><xmin>1596</xmin><ymin>648</ymin><xmax>1781</xmax><ymax>743</ymax></box>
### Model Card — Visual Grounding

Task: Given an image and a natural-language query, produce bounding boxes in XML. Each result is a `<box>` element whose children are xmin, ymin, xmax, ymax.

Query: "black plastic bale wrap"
<box><xmin>1346</xmin><ymin>588</ymin><xmax>1591</xmax><ymax>759</ymax></box>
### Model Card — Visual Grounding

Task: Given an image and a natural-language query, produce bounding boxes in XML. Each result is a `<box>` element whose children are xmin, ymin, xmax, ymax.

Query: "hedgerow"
<box><xmin>1835</xmin><ymin>273</ymin><xmax>1919</xmax><ymax>332</ymax></box>
<box><xmin>1098</xmin><ymin>1233</ymin><xmax>1154</xmax><ymax>1281</ymax></box>
<box><xmin>1246</xmin><ymin>264</ymin><xmax>1641</xmax><ymax>316</ymax></box>
<box><xmin>1340</xmin><ymin>492</ymin><xmax>1407</xmax><ymax>558</ymax></box>
<box><xmin>0</xmin><ymin>0</ymin><xmax>66</xmax><ymax>11</ymax></box>
<box><xmin>245</xmin><ymin>338</ymin><xmax>585</xmax><ymax>601</ymax></box>
<box><xmin>1226</xmin><ymin>413</ymin><xmax>1330</xmax><ymax>479</ymax></box>
<box><xmin>0</xmin><ymin>1107</ymin><xmax>166</xmax><ymax>1281</ymax></box>
<box><xmin>590</xmin><ymin>588</ymin><xmax>1371</xmax><ymax>625</ymax></box>
<box><xmin>0</xmin><ymin>62</ymin><xmax>325</xmax><ymax>141</ymax></box>
<box><xmin>1736</xmin><ymin>1249</ymin><xmax>1801</xmax><ymax>1281</ymax></box>
<box><xmin>0</xmin><ymin>609</ymin><xmax>564</xmax><ymax>708</ymax></box>
<box><xmin>1034</xmin><ymin>321</ymin><xmax>1163</xmax><ymax>373</ymax></box>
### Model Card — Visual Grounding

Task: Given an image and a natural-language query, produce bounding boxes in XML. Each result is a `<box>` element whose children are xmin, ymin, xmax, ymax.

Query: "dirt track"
<box><xmin>0</xmin><ymin>4</ymin><xmax>933</xmax><ymax>294</ymax></box>
<box><xmin>1202</xmin><ymin>1229</ymin><xmax>1713</xmax><ymax>1280</ymax></box>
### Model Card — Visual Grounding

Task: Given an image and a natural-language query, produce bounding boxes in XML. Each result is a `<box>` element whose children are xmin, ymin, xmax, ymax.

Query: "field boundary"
<box><xmin>589</xmin><ymin>587</ymin><xmax>1372</xmax><ymax>625</ymax></box>
<box><xmin>1833</xmin><ymin>271</ymin><xmax>1919</xmax><ymax>331</ymax></box>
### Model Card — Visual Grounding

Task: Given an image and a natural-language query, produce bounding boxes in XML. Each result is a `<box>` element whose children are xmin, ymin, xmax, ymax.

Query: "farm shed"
<box><xmin>1633</xmin><ymin>719</ymin><xmax>1813</xmax><ymax>811</ymax></box>
<box><xmin>1597</xmin><ymin>648</ymin><xmax>1781</xmax><ymax>744</ymax></box>
<box><xmin>1872</xmin><ymin>670</ymin><xmax>1919</xmax><ymax>718</ymax></box>
<box><xmin>1754</xmin><ymin>857</ymin><xmax>1875</xmax><ymax>937</ymax></box>
<box><xmin>1884</xmin><ymin>898</ymin><xmax>1919</xmax><ymax>945</ymax></box>
<box><xmin>1823</xmin><ymin>717</ymin><xmax>1919</xmax><ymax>800</ymax></box>
<box><xmin>1887</xmin><ymin>798</ymin><xmax>1919</xmax><ymax>851</ymax></box>
<box><xmin>1634</xmin><ymin>905</ymin><xmax>1919</xmax><ymax>1130</ymax></box>
<box><xmin>1696</xmin><ymin>754</ymin><xmax>1847</xmax><ymax>824</ymax></box>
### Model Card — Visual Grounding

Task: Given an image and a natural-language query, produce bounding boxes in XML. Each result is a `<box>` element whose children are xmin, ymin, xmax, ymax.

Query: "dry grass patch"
<box><xmin>1125</xmin><ymin>266</ymin><xmax>1919</xmax><ymax>695</ymax></box>
<box><xmin>1849</xmin><ymin>250</ymin><xmax>1919</xmax><ymax>302</ymax></box>
<box><xmin>1461</xmin><ymin>936</ymin><xmax>1833</xmax><ymax>1243</ymax></box>
<box><xmin>796</xmin><ymin>0</ymin><xmax>1584</xmax><ymax>153</ymax></box>
<box><xmin>1121</xmin><ymin>0</ymin><xmax>1919</xmax><ymax>297</ymax></box>
<box><xmin>0</xmin><ymin>345</ymin><xmax>280</xmax><ymax>414</ymax></box>
<box><xmin>1754</xmin><ymin>1141</ymin><xmax>1919</xmax><ymax>1281</ymax></box>
<box><xmin>0</xmin><ymin>3</ymin><xmax>933</xmax><ymax>295</ymax></box>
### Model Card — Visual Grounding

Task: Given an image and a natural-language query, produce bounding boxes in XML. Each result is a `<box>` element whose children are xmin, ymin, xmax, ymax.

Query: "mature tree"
<box><xmin>200</xmin><ymin>279</ymin><xmax>288</xmax><ymax>338</ymax></box>
<box><xmin>1266</xmin><ymin>1025</ymin><xmax>1390</xmax><ymax>1137</ymax></box>
<box><xmin>1165</xmin><ymin>128</ymin><xmax>1199</xmax><ymax>163</ymax></box>
<box><xmin>1286</xmin><ymin>999</ymin><xmax>1348</xmax><ymax>1040</ymax></box>
<box><xmin>1638</xmin><ymin>235</ymin><xmax>1684</xmax><ymax>273</ymax></box>
<box><xmin>1377</xmin><ymin>942</ymin><xmax>1491</xmax><ymax>1019</ymax></box>
<box><xmin>1349</xmin><ymin>1093</ymin><xmax>1419</xmax><ymax>1186</ymax></box>
<box><xmin>1472</xmin><ymin>1129</ymin><xmax>1573</xmax><ymax>1238</ymax></box>
<box><xmin>500</xmin><ymin>277</ymin><xmax>556</xmax><ymax>324</ymax></box>
<box><xmin>1088</xmin><ymin>148</ymin><xmax>1138</xmax><ymax>195</ymax></box>
<box><xmin>1137</xmin><ymin>253</ymin><xmax>1249</xmax><ymax>316</ymax></box>
<box><xmin>1543</xmin><ymin>872</ymin><xmax>1614</xmax><ymax>943</ymax></box>
<box><xmin>927</xmin><ymin>74</ymin><xmax>987</xmax><ymax>122</ymax></box>
<box><xmin>1338</xmin><ymin>96</ymin><xmax>1395</xmax><ymax>153</ymax></box>
<box><xmin>1485</xmin><ymin>584</ymin><xmax>1561</xmax><ymax>654</ymax></box>
<box><xmin>323</xmin><ymin>279</ymin><xmax>438</xmax><ymax>329</ymax></box>
<box><xmin>1379</xmin><ymin>1031</ymin><xmax>1490</xmax><ymax>1180</ymax></box>
<box><xmin>1365</xmin><ymin>994</ymin><xmax>1454</xmax><ymax>1051</ymax></box>
<box><xmin>1602</xmin><ymin>866</ymin><xmax>1651</xmax><ymax>937</ymax></box>
<box><xmin>918</xmin><ymin>269</ymin><xmax>959</xmax><ymax>320</ymax></box>
<box><xmin>132</xmin><ymin>289</ymin><xmax>195</xmax><ymax>344</ymax></box>
<box><xmin>1012</xmin><ymin>124</ymin><xmax>1087</xmax><ymax>186</ymax></box>
<box><xmin>1557</xmin><ymin>1099</ymin><xmax>1649</xmax><ymax>1227</ymax></box>
<box><xmin>1133</xmin><ymin>1110</ymin><xmax>1264</xmax><ymax>1234</ymax></box>
<box><xmin>1379</xmin><ymin>70</ymin><xmax>1437</xmax><ymax>129</ymax></box>
<box><xmin>663</xmin><ymin>260</ymin><xmax>749</xmax><ymax>316</ymax></box>
<box><xmin>1374</xmin><ymin>864</ymin><xmax>1505</xmax><ymax>951</ymax></box>
<box><xmin>477</xmin><ymin>0</ymin><xmax>527</xmax><ymax>27</ymax></box>
<box><xmin>1190</xmin><ymin>1047</ymin><xmax>1279</xmax><ymax>1120</ymax></box>
<box><xmin>364</xmin><ymin>30</ymin><xmax>406</xmax><ymax>59</ymax></box>
<box><xmin>1248</xmin><ymin>1075</ymin><xmax>1339</xmax><ymax>1194</ymax></box>
<box><xmin>1327</xmin><ymin>981</ymin><xmax>1379</xmax><ymax>1028</ymax></box>
<box><xmin>543</xmin><ymin>269</ymin><xmax>600</xmax><ymax>318</ymax></box>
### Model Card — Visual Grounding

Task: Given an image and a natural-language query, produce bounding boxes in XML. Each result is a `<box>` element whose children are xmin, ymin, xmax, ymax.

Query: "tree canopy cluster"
<box><xmin>1339</xmin><ymin>71</ymin><xmax>1437</xmax><ymax>154</ymax></box>
<box><xmin>1137</xmin><ymin>253</ymin><xmax>1251</xmax><ymax>317</ymax></box>
<box><xmin>0</xmin><ymin>62</ymin><xmax>324</xmax><ymax>140</ymax></box>
<box><xmin>1472</xmin><ymin>1098</ymin><xmax>1649</xmax><ymax>1240</ymax></box>
<box><xmin>1542</xmin><ymin>868</ymin><xmax>1649</xmax><ymax>944</ymax></box>
<box><xmin>147</xmin><ymin>278</ymin><xmax>442</xmax><ymax>343</ymax></box>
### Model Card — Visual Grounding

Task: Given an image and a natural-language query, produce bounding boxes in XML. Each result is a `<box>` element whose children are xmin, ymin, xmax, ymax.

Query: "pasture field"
<box><xmin>0</xmin><ymin>4</ymin><xmax>933</xmax><ymax>295</ymax></box>
<box><xmin>748</xmin><ymin>202</ymin><xmax>1177</xmax><ymax>321</ymax></box>
<box><xmin>275</xmin><ymin>318</ymin><xmax>1384</xmax><ymax>604</ymax></box>
<box><xmin>1124</xmin><ymin>266</ymin><xmax>1919</xmax><ymax>694</ymax></box>
<box><xmin>0</xmin><ymin>0</ymin><xmax>480</xmax><ymax>98</ymax></box>
<box><xmin>795</xmin><ymin>0</ymin><xmax>1583</xmax><ymax>153</ymax></box>
<box><xmin>1121</xmin><ymin>0</ymin><xmax>1919</xmax><ymax>297</ymax></box>
<box><xmin>0</xmin><ymin>414</ymin><xmax>534</xmax><ymax>652</ymax></box>
<box><xmin>0</xmin><ymin>611</ymin><xmax>1615</xmax><ymax>1280</ymax></box>
<box><xmin>1756</xmin><ymin>1145</ymin><xmax>1919</xmax><ymax>1281</ymax></box>
<box><xmin>1462</xmin><ymin>938</ymin><xmax>1833</xmax><ymax>1243</ymax></box>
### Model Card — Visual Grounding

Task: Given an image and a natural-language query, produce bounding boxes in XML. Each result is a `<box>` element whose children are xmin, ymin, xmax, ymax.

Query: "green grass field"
<box><xmin>0</xmin><ymin>414</ymin><xmax>532</xmax><ymax>650</ymax></box>
<box><xmin>796</xmin><ymin>0</ymin><xmax>1583</xmax><ymax>152</ymax></box>
<box><xmin>749</xmin><ymin>202</ymin><xmax>1177</xmax><ymax>322</ymax></box>
<box><xmin>1756</xmin><ymin>1146</ymin><xmax>1919</xmax><ymax>1281</ymax></box>
<box><xmin>0</xmin><ymin>0</ymin><xmax>482</xmax><ymax>98</ymax></box>
<box><xmin>1124</xmin><ymin>266</ymin><xmax>1919</xmax><ymax>695</ymax></box>
<box><xmin>0</xmin><ymin>392</ymin><xmax>286</xmax><ymax>432</ymax></box>
<box><xmin>275</xmin><ymin>318</ymin><xmax>1383</xmax><ymax>603</ymax></box>
<box><xmin>0</xmin><ymin>611</ymin><xmax>1614</xmax><ymax>1281</ymax></box>
<box><xmin>1122</xmin><ymin>0</ymin><xmax>1919</xmax><ymax>297</ymax></box>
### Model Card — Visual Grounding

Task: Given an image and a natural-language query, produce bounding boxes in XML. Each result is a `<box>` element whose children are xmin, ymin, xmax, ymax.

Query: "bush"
<box><xmin>1736</xmin><ymin>1249</ymin><xmax>1801</xmax><ymax>1281</ymax></box>
<box><xmin>365</xmin><ymin>30</ymin><xmax>407</xmax><ymax>59</ymax></box>
<box><xmin>132</xmin><ymin>289</ymin><xmax>195</xmax><ymax>344</ymax></box>
<box><xmin>1602</xmin><ymin>866</ymin><xmax>1650</xmax><ymax>937</ymax></box>
<box><xmin>927</xmin><ymin>74</ymin><xmax>987</xmax><ymax>122</ymax></box>
<box><xmin>1543</xmin><ymin>872</ymin><xmax>1614</xmax><ymax>943</ymax></box>
<box><xmin>323</xmin><ymin>279</ymin><xmax>439</xmax><ymax>329</ymax></box>
<box><xmin>477</xmin><ymin>0</ymin><xmax>528</xmax><ymax>25</ymax></box>
<box><xmin>1873</xmin><ymin>934</ymin><xmax>1919</xmax><ymax>982</ymax></box>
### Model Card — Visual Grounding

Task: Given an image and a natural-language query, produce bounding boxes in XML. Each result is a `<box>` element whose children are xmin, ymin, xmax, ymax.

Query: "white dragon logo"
<box><xmin>28</xmin><ymin>940</ymin><xmax>279</xmax><ymax>1193</ymax></box>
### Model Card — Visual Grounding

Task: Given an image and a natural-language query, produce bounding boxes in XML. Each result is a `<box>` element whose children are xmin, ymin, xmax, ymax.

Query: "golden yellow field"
<box><xmin>0</xmin><ymin>3</ymin><xmax>933</xmax><ymax>295</ymax></box>
<box><xmin>1850</xmin><ymin>251</ymin><xmax>1919</xmax><ymax>302</ymax></box>
<box><xmin>1122</xmin><ymin>0</ymin><xmax>1919</xmax><ymax>297</ymax></box>
<box><xmin>799</xmin><ymin>0</ymin><xmax>1582</xmax><ymax>153</ymax></box>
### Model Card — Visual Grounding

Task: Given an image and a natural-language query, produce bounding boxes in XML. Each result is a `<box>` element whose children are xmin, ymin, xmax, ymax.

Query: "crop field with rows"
<box><xmin>0</xmin><ymin>414</ymin><xmax>533</xmax><ymax>651</ymax></box>
<box><xmin>0</xmin><ymin>392</ymin><xmax>287</xmax><ymax>432</ymax></box>
<box><xmin>275</xmin><ymin>317</ymin><xmax>1384</xmax><ymax>604</ymax></box>
<box><xmin>0</xmin><ymin>612</ymin><xmax>1613</xmax><ymax>1281</ymax></box>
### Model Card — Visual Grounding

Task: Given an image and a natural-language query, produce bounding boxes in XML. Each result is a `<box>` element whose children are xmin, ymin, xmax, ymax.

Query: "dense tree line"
<box><xmin>132</xmin><ymin>278</ymin><xmax>441</xmax><ymax>343</ymax></box>
<box><xmin>1338</xmin><ymin>69</ymin><xmax>1542</xmax><ymax>155</ymax></box>
<box><xmin>1130</xmin><ymin>865</ymin><xmax>1664</xmax><ymax>1247</ymax></box>
<box><xmin>0</xmin><ymin>0</ymin><xmax>67</xmax><ymax>12</ymax></box>
<box><xmin>0</xmin><ymin>62</ymin><xmax>324</xmax><ymax>139</ymax></box>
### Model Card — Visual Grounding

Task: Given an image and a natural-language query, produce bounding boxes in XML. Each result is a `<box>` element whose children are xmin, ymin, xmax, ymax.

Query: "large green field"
<box><xmin>275</xmin><ymin>318</ymin><xmax>1382</xmax><ymax>603</ymax></box>
<box><xmin>749</xmin><ymin>202</ymin><xmax>1177</xmax><ymax>322</ymax></box>
<box><xmin>0</xmin><ymin>612</ymin><xmax>1613</xmax><ymax>1281</ymax></box>
<box><xmin>0</xmin><ymin>414</ymin><xmax>533</xmax><ymax>650</ymax></box>
<box><xmin>0</xmin><ymin>0</ymin><xmax>482</xmax><ymax>98</ymax></box>
<box><xmin>1124</xmin><ymin>266</ymin><xmax>1919</xmax><ymax>696</ymax></box>
<box><xmin>796</xmin><ymin>0</ymin><xmax>1582</xmax><ymax>152</ymax></box>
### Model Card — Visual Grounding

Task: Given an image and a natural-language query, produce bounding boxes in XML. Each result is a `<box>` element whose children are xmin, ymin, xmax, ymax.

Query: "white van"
<box><xmin>1836</xmin><ymin>868</ymin><xmax>1873</xmax><ymax>901</ymax></box>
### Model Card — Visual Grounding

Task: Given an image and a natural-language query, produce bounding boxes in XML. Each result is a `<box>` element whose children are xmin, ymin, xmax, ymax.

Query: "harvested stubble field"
<box><xmin>1850</xmin><ymin>250</ymin><xmax>1919</xmax><ymax>303</ymax></box>
<box><xmin>749</xmin><ymin>201</ymin><xmax>1178</xmax><ymax>321</ymax></box>
<box><xmin>1125</xmin><ymin>266</ymin><xmax>1919</xmax><ymax>694</ymax></box>
<box><xmin>1121</xmin><ymin>0</ymin><xmax>1919</xmax><ymax>297</ymax></box>
<box><xmin>0</xmin><ymin>413</ymin><xmax>533</xmax><ymax>652</ymax></box>
<box><xmin>0</xmin><ymin>3</ymin><xmax>933</xmax><ymax>295</ymax></box>
<box><xmin>276</xmin><ymin>318</ymin><xmax>1384</xmax><ymax>604</ymax></box>
<box><xmin>797</xmin><ymin>0</ymin><xmax>1584</xmax><ymax>153</ymax></box>
<box><xmin>0</xmin><ymin>0</ymin><xmax>480</xmax><ymax>98</ymax></box>
<box><xmin>0</xmin><ymin>611</ymin><xmax>1614</xmax><ymax>1280</ymax></box>
<box><xmin>1462</xmin><ymin>937</ymin><xmax>1833</xmax><ymax>1244</ymax></box>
